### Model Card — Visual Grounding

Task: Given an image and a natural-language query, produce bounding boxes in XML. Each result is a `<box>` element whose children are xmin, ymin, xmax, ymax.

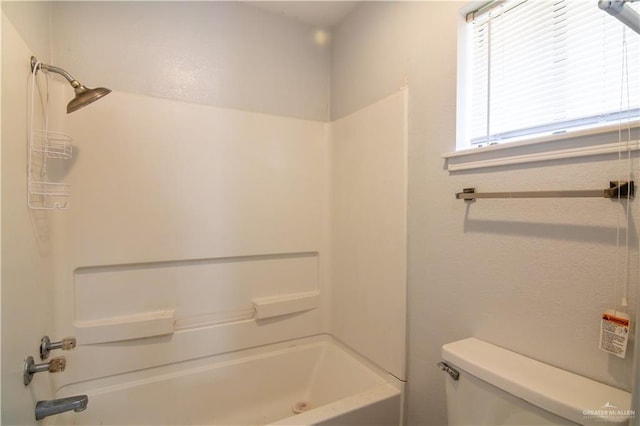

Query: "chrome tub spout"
<box><xmin>35</xmin><ymin>395</ymin><xmax>88</xmax><ymax>421</ymax></box>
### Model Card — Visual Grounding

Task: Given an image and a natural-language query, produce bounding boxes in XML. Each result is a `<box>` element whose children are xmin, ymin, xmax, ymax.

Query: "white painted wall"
<box><xmin>331</xmin><ymin>2</ymin><xmax>638</xmax><ymax>424</ymax></box>
<box><xmin>0</xmin><ymin>1</ymin><xmax>51</xmax><ymax>62</ymax></box>
<box><xmin>1</xmin><ymin>5</ymin><xmax>55</xmax><ymax>425</ymax></box>
<box><xmin>50</xmin><ymin>1</ymin><xmax>330</xmax><ymax>121</ymax></box>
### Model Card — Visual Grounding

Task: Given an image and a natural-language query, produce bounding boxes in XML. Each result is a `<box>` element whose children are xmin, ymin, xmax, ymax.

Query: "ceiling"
<box><xmin>246</xmin><ymin>1</ymin><xmax>359</xmax><ymax>27</ymax></box>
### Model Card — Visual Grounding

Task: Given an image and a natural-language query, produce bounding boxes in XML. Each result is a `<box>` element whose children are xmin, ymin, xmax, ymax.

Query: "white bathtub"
<box><xmin>50</xmin><ymin>335</ymin><xmax>403</xmax><ymax>426</ymax></box>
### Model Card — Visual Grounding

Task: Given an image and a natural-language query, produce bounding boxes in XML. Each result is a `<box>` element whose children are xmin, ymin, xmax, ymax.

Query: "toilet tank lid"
<box><xmin>442</xmin><ymin>338</ymin><xmax>632</xmax><ymax>426</ymax></box>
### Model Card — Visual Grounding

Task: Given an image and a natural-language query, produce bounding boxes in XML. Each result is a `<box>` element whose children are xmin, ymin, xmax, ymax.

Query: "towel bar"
<box><xmin>456</xmin><ymin>181</ymin><xmax>634</xmax><ymax>201</ymax></box>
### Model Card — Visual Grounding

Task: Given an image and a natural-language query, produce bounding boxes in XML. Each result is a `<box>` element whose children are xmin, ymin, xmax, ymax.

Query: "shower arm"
<box><xmin>30</xmin><ymin>57</ymin><xmax>82</xmax><ymax>89</ymax></box>
<box><xmin>29</xmin><ymin>56</ymin><xmax>111</xmax><ymax>114</ymax></box>
<box><xmin>599</xmin><ymin>0</ymin><xmax>640</xmax><ymax>35</ymax></box>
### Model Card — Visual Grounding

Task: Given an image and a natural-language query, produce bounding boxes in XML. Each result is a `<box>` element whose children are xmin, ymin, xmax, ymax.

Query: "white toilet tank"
<box><xmin>440</xmin><ymin>338</ymin><xmax>633</xmax><ymax>426</ymax></box>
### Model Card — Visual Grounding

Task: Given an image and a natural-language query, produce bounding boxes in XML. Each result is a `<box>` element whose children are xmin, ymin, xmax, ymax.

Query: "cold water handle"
<box><xmin>40</xmin><ymin>336</ymin><xmax>76</xmax><ymax>360</ymax></box>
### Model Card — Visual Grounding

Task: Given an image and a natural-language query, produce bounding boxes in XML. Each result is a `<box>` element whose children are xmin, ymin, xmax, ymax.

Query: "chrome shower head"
<box><xmin>67</xmin><ymin>85</ymin><xmax>111</xmax><ymax>114</ymax></box>
<box><xmin>31</xmin><ymin>56</ymin><xmax>111</xmax><ymax>114</ymax></box>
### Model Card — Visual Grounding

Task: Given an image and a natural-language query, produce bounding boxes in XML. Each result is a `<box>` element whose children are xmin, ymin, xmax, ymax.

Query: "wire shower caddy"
<box><xmin>28</xmin><ymin>59</ymin><xmax>73</xmax><ymax>210</ymax></box>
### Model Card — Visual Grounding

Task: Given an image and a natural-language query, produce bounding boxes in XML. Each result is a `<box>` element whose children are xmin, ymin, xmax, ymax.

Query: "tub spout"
<box><xmin>35</xmin><ymin>395</ymin><xmax>88</xmax><ymax>421</ymax></box>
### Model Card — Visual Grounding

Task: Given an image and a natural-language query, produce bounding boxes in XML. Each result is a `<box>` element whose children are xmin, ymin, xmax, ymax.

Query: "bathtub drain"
<box><xmin>292</xmin><ymin>400</ymin><xmax>312</xmax><ymax>414</ymax></box>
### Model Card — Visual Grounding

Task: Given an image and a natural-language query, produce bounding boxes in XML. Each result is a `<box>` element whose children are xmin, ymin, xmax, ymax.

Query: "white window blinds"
<box><xmin>468</xmin><ymin>0</ymin><xmax>640</xmax><ymax>146</ymax></box>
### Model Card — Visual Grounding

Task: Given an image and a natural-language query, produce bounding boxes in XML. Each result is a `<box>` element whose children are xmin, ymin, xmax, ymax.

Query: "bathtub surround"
<box><xmin>2</xmin><ymin>2</ymin><xmax>408</xmax><ymax>424</ymax></box>
<box><xmin>331</xmin><ymin>89</ymin><xmax>408</xmax><ymax>381</ymax></box>
<box><xmin>48</xmin><ymin>78</ymin><xmax>406</xmax><ymax>393</ymax></box>
<box><xmin>27</xmin><ymin>79</ymin><xmax>407</xmax><ymax>422</ymax></box>
<box><xmin>51</xmin><ymin>88</ymin><xmax>331</xmax><ymax>383</ymax></box>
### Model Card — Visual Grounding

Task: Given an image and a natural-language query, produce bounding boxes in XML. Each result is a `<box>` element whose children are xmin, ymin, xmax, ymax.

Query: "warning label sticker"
<box><xmin>599</xmin><ymin>311</ymin><xmax>630</xmax><ymax>359</ymax></box>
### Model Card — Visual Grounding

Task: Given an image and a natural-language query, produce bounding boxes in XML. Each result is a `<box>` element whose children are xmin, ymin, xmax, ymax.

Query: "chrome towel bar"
<box><xmin>456</xmin><ymin>181</ymin><xmax>634</xmax><ymax>202</ymax></box>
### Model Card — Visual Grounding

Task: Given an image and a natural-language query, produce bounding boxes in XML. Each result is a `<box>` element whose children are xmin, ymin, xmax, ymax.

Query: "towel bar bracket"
<box><xmin>607</xmin><ymin>180</ymin><xmax>635</xmax><ymax>199</ymax></box>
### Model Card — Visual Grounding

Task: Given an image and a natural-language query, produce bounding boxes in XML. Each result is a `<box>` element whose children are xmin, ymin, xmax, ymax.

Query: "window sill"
<box><xmin>443</xmin><ymin>122</ymin><xmax>640</xmax><ymax>172</ymax></box>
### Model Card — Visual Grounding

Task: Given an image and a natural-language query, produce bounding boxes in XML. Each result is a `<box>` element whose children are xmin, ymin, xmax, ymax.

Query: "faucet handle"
<box><xmin>47</xmin><ymin>357</ymin><xmax>66</xmax><ymax>373</ymax></box>
<box><xmin>23</xmin><ymin>356</ymin><xmax>66</xmax><ymax>385</ymax></box>
<box><xmin>60</xmin><ymin>337</ymin><xmax>76</xmax><ymax>350</ymax></box>
<box><xmin>40</xmin><ymin>336</ymin><xmax>76</xmax><ymax>360</ymax></box>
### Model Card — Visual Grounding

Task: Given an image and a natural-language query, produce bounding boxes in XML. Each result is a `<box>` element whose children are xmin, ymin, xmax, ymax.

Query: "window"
<box><xmin>457</xmin><ymin>0</ymin><xmax>640</xmax><ymax>150</ymax></box>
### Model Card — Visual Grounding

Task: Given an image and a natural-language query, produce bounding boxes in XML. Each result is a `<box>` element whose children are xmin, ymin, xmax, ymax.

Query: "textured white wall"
<box><xmin>331</xmin><ymin>2</ymin><xmax>638</xmax><ymax>425</ymax></box>
<box><xmin>1</xmin><ymin>1</ymin><xmax>51</xmax><ymax>62</ymax></box>
<box><xmin>1</xmin><ymin>7</ymin><xmax>55</xmax><ymax>425</ymax></box>
<box><xmin>50</xmin><ymin>1</ymin><xmax>330</xmax><ymax>121</ymax></box>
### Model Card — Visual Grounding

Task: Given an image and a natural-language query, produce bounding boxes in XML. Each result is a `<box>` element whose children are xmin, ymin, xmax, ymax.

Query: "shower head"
<box><xmin>66</xmin><ymin>85</ymin><xmax>111</xmax><ymax>114</ymax></box>
<box><xmin>30</xmin><ymin>56</ymin><xmax>111</xmax><ymax>113</ymax></box>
